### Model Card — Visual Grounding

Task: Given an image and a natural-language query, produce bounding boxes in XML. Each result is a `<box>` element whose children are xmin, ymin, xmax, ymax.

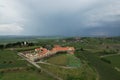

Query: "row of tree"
<box><xmin>0</xmin><ymin>41</ymin><xmax>35</xmax><ymax>49</ymax></box>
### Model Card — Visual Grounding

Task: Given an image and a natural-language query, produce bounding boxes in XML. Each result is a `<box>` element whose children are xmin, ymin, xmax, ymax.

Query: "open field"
<box><xmin>0</xmin><ymin>50</ymin><xmax>27</xmax><ymax>69</ymax></box>
<box><xmin>38</xmin><ymin>62</ymin><xmax>97</xmax><ymax>80</ymax></box>
<box><xmin>103</xmin><ymin>55</ymin><xmax>120</xmax><ymax>68</ymax></box>
<box><xmin>12</xmin><ymin>46</ymin><xmax>41</xmax><ymax>52</ymax></box>
<box><xmin>0</xmin><ymin>70</ymin><xmax>54</xmax><ymax>80</ymax></box>
<box><xmin>46</xmin><ymin>53</ymin><xmax>81</xmax><ymax>67</ymax></box>
<box><xmin>46</xmin><ymin>54</ymin><xmax>68</xmax><ymax>66</ymax></box>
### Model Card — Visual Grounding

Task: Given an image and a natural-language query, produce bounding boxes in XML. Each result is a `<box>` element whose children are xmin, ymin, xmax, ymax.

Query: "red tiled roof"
<box><xmin>35</xmin><ymin>45</ymin><xmax>75</xmax><ymax>56</ymax></box>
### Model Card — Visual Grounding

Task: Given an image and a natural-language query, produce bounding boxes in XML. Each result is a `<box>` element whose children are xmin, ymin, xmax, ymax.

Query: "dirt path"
<box><xmin>115</xmin><ymin>67</ymin><xmax>120</xmax><ymax>72</ymax></box>
<box><xmin>36</xmin><ymin>61</ymin><xmax>77</xmax><ymax>69</ymax></box>
<box><xmin>100</xmin><ymin>53</ymin><xmax>120</xmax><ymax>58</ymax></box>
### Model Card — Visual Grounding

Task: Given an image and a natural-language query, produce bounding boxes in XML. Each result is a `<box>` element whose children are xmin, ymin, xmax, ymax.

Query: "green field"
<box><xmin>13</xmin><ymin>46</ymin><xmax>41</xmax><ymax>52</ymax></box>
<box><xmin>75</xmin><ymin>51</ymin><xmax>120</xmax><ymax>80</ymax></box>
<box><xmin>38</xmin><ymin>62</ymin><xmax>97</xmax><ymax>80</ymax></box>
<box><xmin>46</xmin><ymin>54</ymin><xmax>67</xmax><ymax>66</ymax></box>
<box><xmin>0</xmin><ymin>37</ymin><xmax>120</xmax><ymax>80</ymax></box>
<box><xmin>0</xmin><ymin>50</ymin><xmax>27</xmax><ymax>69</ymax></box>
<box><xmin>0</xmin><ymin>50</ymin><xmax>55</xmax><ymax>80</ymax></box>
<box><xmin>46</xmin><ymin>53</ymin><xmax>81</xmax><ymax>67</ymax></box>
<box><xmin>103</xmin><ymin>55</ymin><xmax>120</xmax><ymax>68</ymax></box>
<box><xmin>0</xmin><ymin>70</ymin><xmax>54</xmax><ymax>80</ymax></box>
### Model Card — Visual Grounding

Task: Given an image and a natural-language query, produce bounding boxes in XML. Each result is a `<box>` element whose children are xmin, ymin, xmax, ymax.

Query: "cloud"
<box><xmin>0</xmin><ymin>0</ymin><xmax>25</xmax><ymax>23</ymax></box>
<box><xmin>23</xmin><ymin>0</ymin><xmax>98</xmax><ymax>11</ymax></box>
<box><xmin>0</xmin><ymin>0</ymin><xmax>120</xmax><ymax>36</ymax></box>
<box><xmin>0</xmin><ymin>23</ymin><xmax>24</xmax><ymax>35</ymax></box>
<box><xmin>83</xmin><ymin>0</ymin><xmax>120</xmax><ymax>27</ymax></box>
<box><xmin>0</xmin><ymin>5</ymin><xmax>4</xmax><ymax>8</ymax></box>
<box><xmin>0</xmin><ymin>0</ymin><xmax>25</xmax><ymax>35</ymax></box>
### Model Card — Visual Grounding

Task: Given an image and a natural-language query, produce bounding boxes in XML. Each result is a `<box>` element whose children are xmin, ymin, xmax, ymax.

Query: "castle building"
<box><xmin>24</xmin><ymin>45</ymin><xmax>75</xmax><ymax>61</ymax></box>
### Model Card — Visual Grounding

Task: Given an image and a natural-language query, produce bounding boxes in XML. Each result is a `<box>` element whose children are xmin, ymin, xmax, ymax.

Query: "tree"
<box><xmin>0</xmin><ymin>44</ymin><xmax>4</xmax><ymax>49</ymax></box>
<box><xmin>9</xmin><ymin>61</ymin><xmax>13</xmax><ymax>64</ymax></box>
<box><xmin>80</xmin><ymin>47</ymin><xmax>84</xmax><ymax>51</ymax></box>
<box><xmin>5</xmin><ymin>43</ymin><xmax>13</xmax><ymax>48</ymax></box>
<box><xmin>3</xmin><ymin>61</ymin><xmax>6</xmax><ymax>64</ymax></box>
<box><xmin>28</xmin><ymin>43</ymin><xmax>34</xmax><ymax>46</ymax></box>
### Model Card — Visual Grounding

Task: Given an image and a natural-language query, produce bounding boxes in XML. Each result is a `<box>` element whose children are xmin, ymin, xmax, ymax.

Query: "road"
<box><xmin>18</xmin><ymin>53</ymin><xmax>63</xmax><ymax>80</ymax></box>
<box><xmin>18</xmin><ymin>53</ymin><xmax>41</xmax><ymax>69</ymax></box>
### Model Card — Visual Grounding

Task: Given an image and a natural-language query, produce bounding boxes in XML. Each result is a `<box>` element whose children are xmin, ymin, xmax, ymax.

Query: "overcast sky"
<box><xmin>0</xmin><ymin>0</ymin><xmax>120</xmax><ymax>36</ymax></box>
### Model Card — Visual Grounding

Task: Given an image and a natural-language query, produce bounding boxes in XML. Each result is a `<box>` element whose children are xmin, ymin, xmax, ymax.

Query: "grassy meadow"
<box><xmin>103</xmin><ymin>55</ymin><xmax>120</xmax><ymax>68</ymax></box>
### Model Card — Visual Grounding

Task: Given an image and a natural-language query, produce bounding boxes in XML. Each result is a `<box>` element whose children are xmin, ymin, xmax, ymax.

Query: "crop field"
<box><xmin>75</xmin><ymin>51</ymin><xmax>120</xmax><ymax>80</ymax></box>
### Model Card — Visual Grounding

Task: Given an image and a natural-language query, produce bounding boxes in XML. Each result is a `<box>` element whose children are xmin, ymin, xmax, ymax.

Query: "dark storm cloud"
<box><xmin>0</xmin><ymin>0</ymin><xmax>120</xmax><ymax>36</ymax></box>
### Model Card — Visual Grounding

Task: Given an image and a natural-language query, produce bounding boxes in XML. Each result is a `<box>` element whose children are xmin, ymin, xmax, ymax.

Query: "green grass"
<box><xmin>46</xmin><ymin>53</ymin><xmax>81</xmax><ymax>67</ymax></box>
<box><xmin>0</xmin><ymin>50</ymin><xmax>27</xmax><ymax>69</ymax></box>
<box><xmin>46</xmin><ymin>54</ymin><xmax>67</xmax><ymax>66</ymax></box>
<box><xmin>0</xmin><ymin>70</ymin><xmax>54</xmax><ymax>80</ymax></box>
<box><xmin>75</xmin><ymin>51</ymin><xmax>120</xmax><ymax>80</ymax></box>
<box><xmin>0</xmin><ymin>50</ymin><xmax>56</xmax><ymax>80</ymax></box>
<box><xmin>67</xmin><ymin>54</ymin><xmax>81</xmax><ymax>67</ymax></box>
<box><xmin>13</xmin><ymin>46</ymin><xmax>41</xmax><ymax>52</ymax></box>
<box><xmin>104</xmin><ymin>55</ymin><xmax>120</xmax><ymax>68</ymax></box>
<box><xmin>38</xmin><ymin>63</ymin><xmax>97</xmax><ymax>80</ymax></box>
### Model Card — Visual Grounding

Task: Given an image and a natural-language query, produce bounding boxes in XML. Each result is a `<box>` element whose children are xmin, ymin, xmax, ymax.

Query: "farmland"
<box><xmin>0</xmin><ymin>36</ymin><xmax>120</xmax><ymax>80</ymax></box>
<box><xmin>75</xmin><ymin>51</ymin><xmax>120</xmax><ymax>80</ymax></box>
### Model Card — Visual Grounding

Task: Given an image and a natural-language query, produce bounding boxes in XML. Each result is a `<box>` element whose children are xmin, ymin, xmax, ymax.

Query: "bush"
<box><xmin>0</xmin><ymin>44</ymin><xmax>4</xmax><ymax>49</ymax></box>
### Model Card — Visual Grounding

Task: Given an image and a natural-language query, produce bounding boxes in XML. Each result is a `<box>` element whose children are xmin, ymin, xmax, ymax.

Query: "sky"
<box><xmin>0</xmin><ymin>0</ymin><xmax>120</xmax><ymax>36</ymax></box>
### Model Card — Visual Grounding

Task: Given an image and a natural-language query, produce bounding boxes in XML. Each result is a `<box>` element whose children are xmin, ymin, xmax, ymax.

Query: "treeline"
<box><xmin>0</xmin><ymin>41</ymin><xmax>35</xmax><ymax>49</ymax></box>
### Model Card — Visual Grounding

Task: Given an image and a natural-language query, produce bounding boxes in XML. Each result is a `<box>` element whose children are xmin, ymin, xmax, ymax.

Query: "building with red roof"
<box><xmin>24</xmin><ymin>45</ymin><xmax>75</xmax><ymax>61</ymax></box>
